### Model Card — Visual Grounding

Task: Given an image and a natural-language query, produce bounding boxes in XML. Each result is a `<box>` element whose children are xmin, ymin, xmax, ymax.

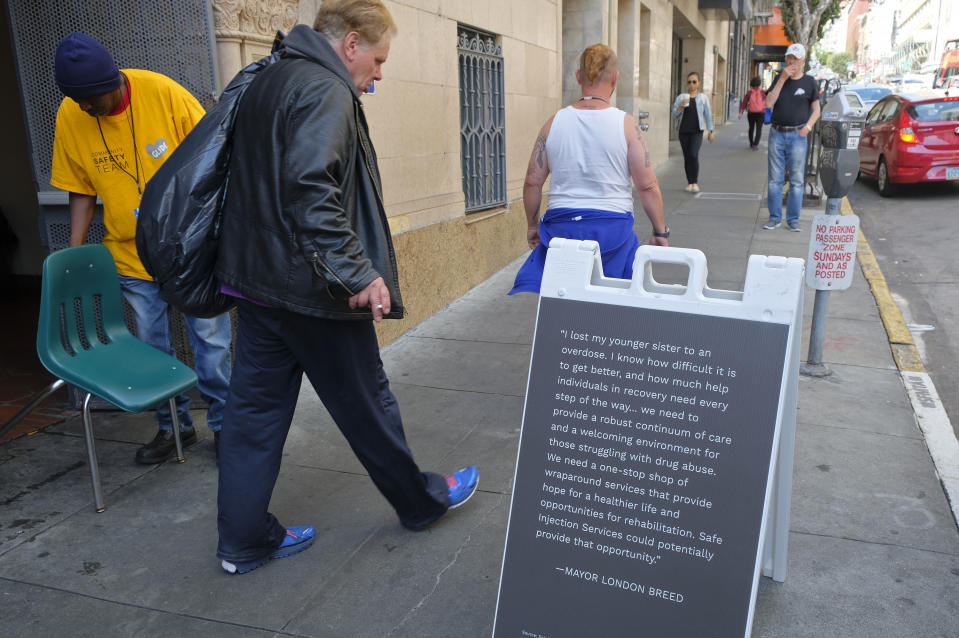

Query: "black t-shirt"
<box><xmin>770</xmin><ymin>73</ymin><xmax>818</xmax><ymax>126</ymax></box>
<box><xmin>679</xmin><ymin>96</ymin><xmax>701</xmax><ymax>133</ymax></box>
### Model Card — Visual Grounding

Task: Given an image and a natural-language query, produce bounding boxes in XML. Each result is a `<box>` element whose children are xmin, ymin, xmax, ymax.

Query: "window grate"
<box><xmin>6</xmin><ymin>0</ymin><xmax>218</xmax><ymax>193</ymax></box>
<box><xmin>458</xmin><ymin>26</ymin><xmax>506</xmax><ymax>212</ymax></box>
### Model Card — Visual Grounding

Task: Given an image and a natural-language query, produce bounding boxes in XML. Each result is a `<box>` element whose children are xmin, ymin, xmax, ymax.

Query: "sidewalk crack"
<box><xmin>381</xmin><ymin>533</ymin><xmax>472</xmax><ymax>638</ymax></box>
<box><xmin>404</xmin><ymin>334</ymin><xmax>532</xmax><ymax>347</ymax></box>
<box><xmin>381</xmin><ymin>500</ymin><xmax>502</xmax><ymax>638</ymax></box>
<box><xmin>390</xmin><ymin>380</ymin><xmax>526</xmax><ymax>398</ymax></box>
<box><xmin>792</xmin><ymin>529</ymin><xmax>959</xmax><ymax>556</ymax></box>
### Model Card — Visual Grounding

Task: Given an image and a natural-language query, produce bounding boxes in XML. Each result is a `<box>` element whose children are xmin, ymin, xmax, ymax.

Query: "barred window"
<box><xmin>458</xmin><ymin>27</ymin><xmax>506</xmax><ymax>212</ymax></box>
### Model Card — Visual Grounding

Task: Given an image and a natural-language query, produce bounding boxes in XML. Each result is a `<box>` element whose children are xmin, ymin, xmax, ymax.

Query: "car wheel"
<box><xmin>877</xmin><ymin>157</ymin><xmax>896</xmax><ymax>197</ymax></box>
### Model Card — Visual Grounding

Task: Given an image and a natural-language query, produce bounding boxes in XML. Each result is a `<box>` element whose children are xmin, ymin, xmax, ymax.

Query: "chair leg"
<box><xmin>81</xmin><ymin>393</ymin><xmax>106</xmax><ymax>513</ymax></box>
<box><xmin>169</xmin><ymin>397</ymin><xmax>185</xmax><ymax>463</ymax></box>
<box><xmin>0</xmin><ymin>379</ymin><xmax>67</xmax><ymax>440</ymax></box>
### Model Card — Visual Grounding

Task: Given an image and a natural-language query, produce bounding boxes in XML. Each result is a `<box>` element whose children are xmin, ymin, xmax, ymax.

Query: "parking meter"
<box><xmin>818</xmin><ymin>148</ymin><xmax>859</xmax><ymax>197</ymax></box>
<box><xmin>804</xmin><ymin>88</ymin><xmax>867</xmax><ymax>378</ymax></box>
<box><xmin>819</xmin><ymin>90</ymin><xmax>866</xmax><ymax>148</ymax></box>
<box><xmin>818</xmin><ymin>90</ymin><xmax>866</xmax><ymax>198</ymax></box>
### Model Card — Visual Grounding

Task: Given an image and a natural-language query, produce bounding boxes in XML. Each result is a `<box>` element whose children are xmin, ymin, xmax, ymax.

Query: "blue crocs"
<box><xmin>446</xmin><ymin>466</ymin><xmax>479</xmax><ymax>509</ymax></box>
<box><xmin>220</xmin><ymin>525</ymin><xmax>316</xmax><ymax>574</ymax></box>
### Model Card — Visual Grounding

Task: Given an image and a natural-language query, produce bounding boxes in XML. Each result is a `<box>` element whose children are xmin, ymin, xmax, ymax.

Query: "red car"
<box><xmin>857</xmin><ymin>91</ymin><xmax>959</xmax><ymax>196</ymax></box>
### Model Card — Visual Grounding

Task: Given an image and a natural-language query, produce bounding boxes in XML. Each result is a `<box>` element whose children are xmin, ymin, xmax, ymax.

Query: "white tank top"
<box><xmin>546</xmin><ymin>106</ymin><xmax>632</xmax><ymax>213</ymax></box>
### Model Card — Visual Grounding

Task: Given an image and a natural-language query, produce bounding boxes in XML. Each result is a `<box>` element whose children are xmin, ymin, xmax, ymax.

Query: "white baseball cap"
<box><xmin>785</xmin><ymin>43</ymin><xmax>806</xmax><ymax>59</ymax></box>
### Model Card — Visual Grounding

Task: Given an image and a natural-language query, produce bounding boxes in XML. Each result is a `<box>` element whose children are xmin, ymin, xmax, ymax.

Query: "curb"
<box><xmin>843</xmin><ymin>196</ymin><xmax>959</xmax><ymax>527</ymax></box>
<box><xmin>841</xmin><ymin>197</ymin><xmax>924</xmax><ymax>372</ymax></box>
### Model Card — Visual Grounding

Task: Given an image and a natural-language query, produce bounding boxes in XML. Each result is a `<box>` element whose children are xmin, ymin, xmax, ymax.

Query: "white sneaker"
<box><xmin>690</xmin><ymin>184</ymin><xmax>700</xmax><ymax>193</ymax></box>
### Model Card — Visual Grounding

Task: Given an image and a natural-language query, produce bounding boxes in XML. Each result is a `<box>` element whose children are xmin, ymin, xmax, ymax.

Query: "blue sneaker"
<box><xmin>220</xmin><ymin>525</ymin><xmax>316</xmax><ymax>574</ymax></box>
<box><xmin>446</xmin><ymin>466</ymin><xmax>479</xmax><ymax>509</ymax></box>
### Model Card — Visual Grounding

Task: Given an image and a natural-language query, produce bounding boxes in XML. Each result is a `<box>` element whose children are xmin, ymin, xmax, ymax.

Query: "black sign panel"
<box><xmin>494</xmin><ymin>297</ymin><xmax>790</xmax><ymax>638</ymax></box>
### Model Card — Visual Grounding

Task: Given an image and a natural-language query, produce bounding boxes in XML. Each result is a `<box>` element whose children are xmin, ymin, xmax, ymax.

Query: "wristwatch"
<box><xmin>653</xmin><ymin>226</ymin><xmax>670</xmax><ymax>238</ymax></box>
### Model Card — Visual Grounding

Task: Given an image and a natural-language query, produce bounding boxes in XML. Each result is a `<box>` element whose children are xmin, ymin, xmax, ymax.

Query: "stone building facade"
<box><xmin>194</xmin><ymin>0</ymin><xmax>562</xmax><ymax>344</ymax></box>
<box><xmin>2</xmin><ymin>0</ymin><xmax>735</xmax><ymax>345</ymax></box>
<box><xmin>200</xmin><ymin>0</ymin><xmax>729</xmax><ymax>343</ymax></box>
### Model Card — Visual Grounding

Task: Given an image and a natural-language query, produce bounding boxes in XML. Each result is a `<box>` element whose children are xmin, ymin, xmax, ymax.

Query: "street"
<box><xmin>847</xmin><ymin>175</ymin><xmax>959</xmax><ymax>439</ymax></box>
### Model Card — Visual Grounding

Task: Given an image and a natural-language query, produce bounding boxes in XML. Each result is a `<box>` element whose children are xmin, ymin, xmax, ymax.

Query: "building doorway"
<box><xmin>670</xmin><ymin>33</ymin><xmax>683</xmax><ymax>141</ymax></box>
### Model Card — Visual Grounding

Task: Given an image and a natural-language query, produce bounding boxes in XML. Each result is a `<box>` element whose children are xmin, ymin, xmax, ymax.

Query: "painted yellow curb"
<box><xmin>841</xmin><ymin>197</ymin><xmax>925</xmax><ymax>373</ymax></box>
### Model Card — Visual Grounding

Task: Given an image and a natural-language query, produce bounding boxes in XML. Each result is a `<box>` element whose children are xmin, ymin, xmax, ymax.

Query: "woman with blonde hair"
<box><xmin>510</xmin><ymin>44</ymin><xmax>668</xmax><ymax>294</ymax></box>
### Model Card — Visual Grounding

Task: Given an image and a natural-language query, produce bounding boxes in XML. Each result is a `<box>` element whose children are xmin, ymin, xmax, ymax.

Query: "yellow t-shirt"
<box><xmin>51</xmin><ymin>69</ymin><xmax>205</xmax><ymax>280</ymax></box>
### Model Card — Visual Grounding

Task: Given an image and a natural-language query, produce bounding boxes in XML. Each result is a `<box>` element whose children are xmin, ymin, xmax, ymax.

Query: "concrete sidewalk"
<box><xmin>2</xmin><ymin>121</ymin><xmax>957</xmax><ymax>637</ymax></box>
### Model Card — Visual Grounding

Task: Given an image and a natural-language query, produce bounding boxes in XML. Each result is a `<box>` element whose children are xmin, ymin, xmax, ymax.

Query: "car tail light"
<box><xmin>898</xmin><ymin>127</ymin><xmax>919</xmax><ymax>143</ymax></box>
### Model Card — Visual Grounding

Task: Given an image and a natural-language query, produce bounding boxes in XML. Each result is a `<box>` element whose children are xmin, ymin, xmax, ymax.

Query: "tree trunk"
<box><xmin>782</xmin><ymin>0</ymin><xmax>838</xmax><ymax>52</ymax></box>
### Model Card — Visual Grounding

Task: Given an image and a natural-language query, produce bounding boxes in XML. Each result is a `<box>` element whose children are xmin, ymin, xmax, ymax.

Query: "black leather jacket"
<box><xmin>216</xmin><ymin>25</ymin><xmax>403</xmax><ymax>320</ymax></box>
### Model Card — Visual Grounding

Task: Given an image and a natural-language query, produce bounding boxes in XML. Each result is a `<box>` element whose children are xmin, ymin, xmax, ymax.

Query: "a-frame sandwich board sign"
<box><xmin>494</xmin><ymin>240</ymin><xmax>803</xmax><ymax>638</ymax></box>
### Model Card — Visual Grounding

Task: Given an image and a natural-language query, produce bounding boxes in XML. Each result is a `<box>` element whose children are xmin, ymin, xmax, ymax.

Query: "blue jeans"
<box><xmin>119</xmin><ymin>276</ymin><xmax>232</xmax><ymax>433</ymax></box>
<box><xmin>767</xmin><ymin>128</ymin><xmax>808</xmax><ymax>224</ymax></box>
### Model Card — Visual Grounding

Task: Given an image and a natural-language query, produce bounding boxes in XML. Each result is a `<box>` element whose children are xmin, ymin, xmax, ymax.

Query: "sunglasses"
<box><xmin>687</xmin><ymin>80</ymin><xmax>698</xmax><ymax>84</ymax></box>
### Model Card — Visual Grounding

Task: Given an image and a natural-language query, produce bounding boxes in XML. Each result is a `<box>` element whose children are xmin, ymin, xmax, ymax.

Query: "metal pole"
<box><xmin>170</xmin><ymin>397</ymin><xmax>185</xmax><ymax>463</ymax></box>
<box><xmin>82</xmin><ymin>392</ymin><xmax>106</xmax><ymax>513</ymax></box>
<box><xmin>0</xmin><ymin>379</ymin><xmax>66</xmax><ymax>440</ymax></box>
<box><xmin>801</xmin><ymin>196</ymin><xmax>842</xmax><ymax>377</ymax></box>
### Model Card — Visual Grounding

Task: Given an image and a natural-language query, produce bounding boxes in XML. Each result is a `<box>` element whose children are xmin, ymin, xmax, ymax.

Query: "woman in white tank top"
<box><xmin>509</xmin><ymin>44</ymin><xmax>669</xmax><ymax>295</ymax></box>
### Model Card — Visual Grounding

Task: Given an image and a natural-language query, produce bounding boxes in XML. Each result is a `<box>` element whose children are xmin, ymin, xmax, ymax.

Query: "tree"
<box><xmin>779</xmin><ymin>0</ymin><xmax>842</xmax><ymax>53</ymax></box>
<box><xmin>827</xmin><ymin>51</ymin><xmax>853</xmax><ymax>76</ymax></box>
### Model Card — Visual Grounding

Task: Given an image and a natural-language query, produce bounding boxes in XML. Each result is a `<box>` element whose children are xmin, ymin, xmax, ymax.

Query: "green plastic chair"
<box><xmin>36</xmin><ymin>244</ymin><xmax>198</xmax><ymax>512</ymax></box>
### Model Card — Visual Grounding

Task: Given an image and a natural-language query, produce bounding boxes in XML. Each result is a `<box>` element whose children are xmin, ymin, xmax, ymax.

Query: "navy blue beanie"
<box><xmin>54</xmin><ymin>32</ymin><xmax>122</xmax><ymax>99</ymax></box>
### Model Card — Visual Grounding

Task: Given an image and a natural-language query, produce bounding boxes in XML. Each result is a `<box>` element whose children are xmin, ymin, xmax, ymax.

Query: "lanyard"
<box><xmin>95</xmin><ymin>82</ymin><xmax>141</xmax><ymax>196</ymax></box>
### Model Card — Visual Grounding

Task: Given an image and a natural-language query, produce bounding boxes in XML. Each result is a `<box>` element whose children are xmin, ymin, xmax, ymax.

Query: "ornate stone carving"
<box><xmin>212</xmin><ymin>0</ymin><xmax>241</xmax><ymax>32</ymax></box>
<box><xmin>213</xmin><ymin>0</ymin><xmax>297</xmax><ymax>38</ymax></box>
<box><xmin>240</xmin><ymin>0</ymin><xmax>298</xmax><ymax>37</ymax></box>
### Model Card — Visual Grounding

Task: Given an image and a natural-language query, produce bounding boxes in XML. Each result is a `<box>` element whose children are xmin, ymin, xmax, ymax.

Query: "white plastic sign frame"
<box><xmin>493</xmin><ymin>240</ymin><xmax>803</xmax><ymax>638</ymax></box>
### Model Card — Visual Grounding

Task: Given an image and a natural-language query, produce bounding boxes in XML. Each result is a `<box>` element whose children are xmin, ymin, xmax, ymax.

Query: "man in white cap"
<box><xmin>762</xmin><ymin>42</ymin><xmax>820</xmax><ymax>232</ymax></box>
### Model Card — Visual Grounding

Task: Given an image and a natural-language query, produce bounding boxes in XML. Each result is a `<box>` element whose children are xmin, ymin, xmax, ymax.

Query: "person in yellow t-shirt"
<box><xmin>51</xmin><ymin>32</ymin><xmax>231</xmax><ymax>464</ymax></box>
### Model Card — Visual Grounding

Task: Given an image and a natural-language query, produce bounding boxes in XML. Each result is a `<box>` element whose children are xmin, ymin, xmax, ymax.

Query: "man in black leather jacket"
<box><xmin>214</xmin><ymin>0</ymin><xmax>478</xmax><ymax>575</ymax></box>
